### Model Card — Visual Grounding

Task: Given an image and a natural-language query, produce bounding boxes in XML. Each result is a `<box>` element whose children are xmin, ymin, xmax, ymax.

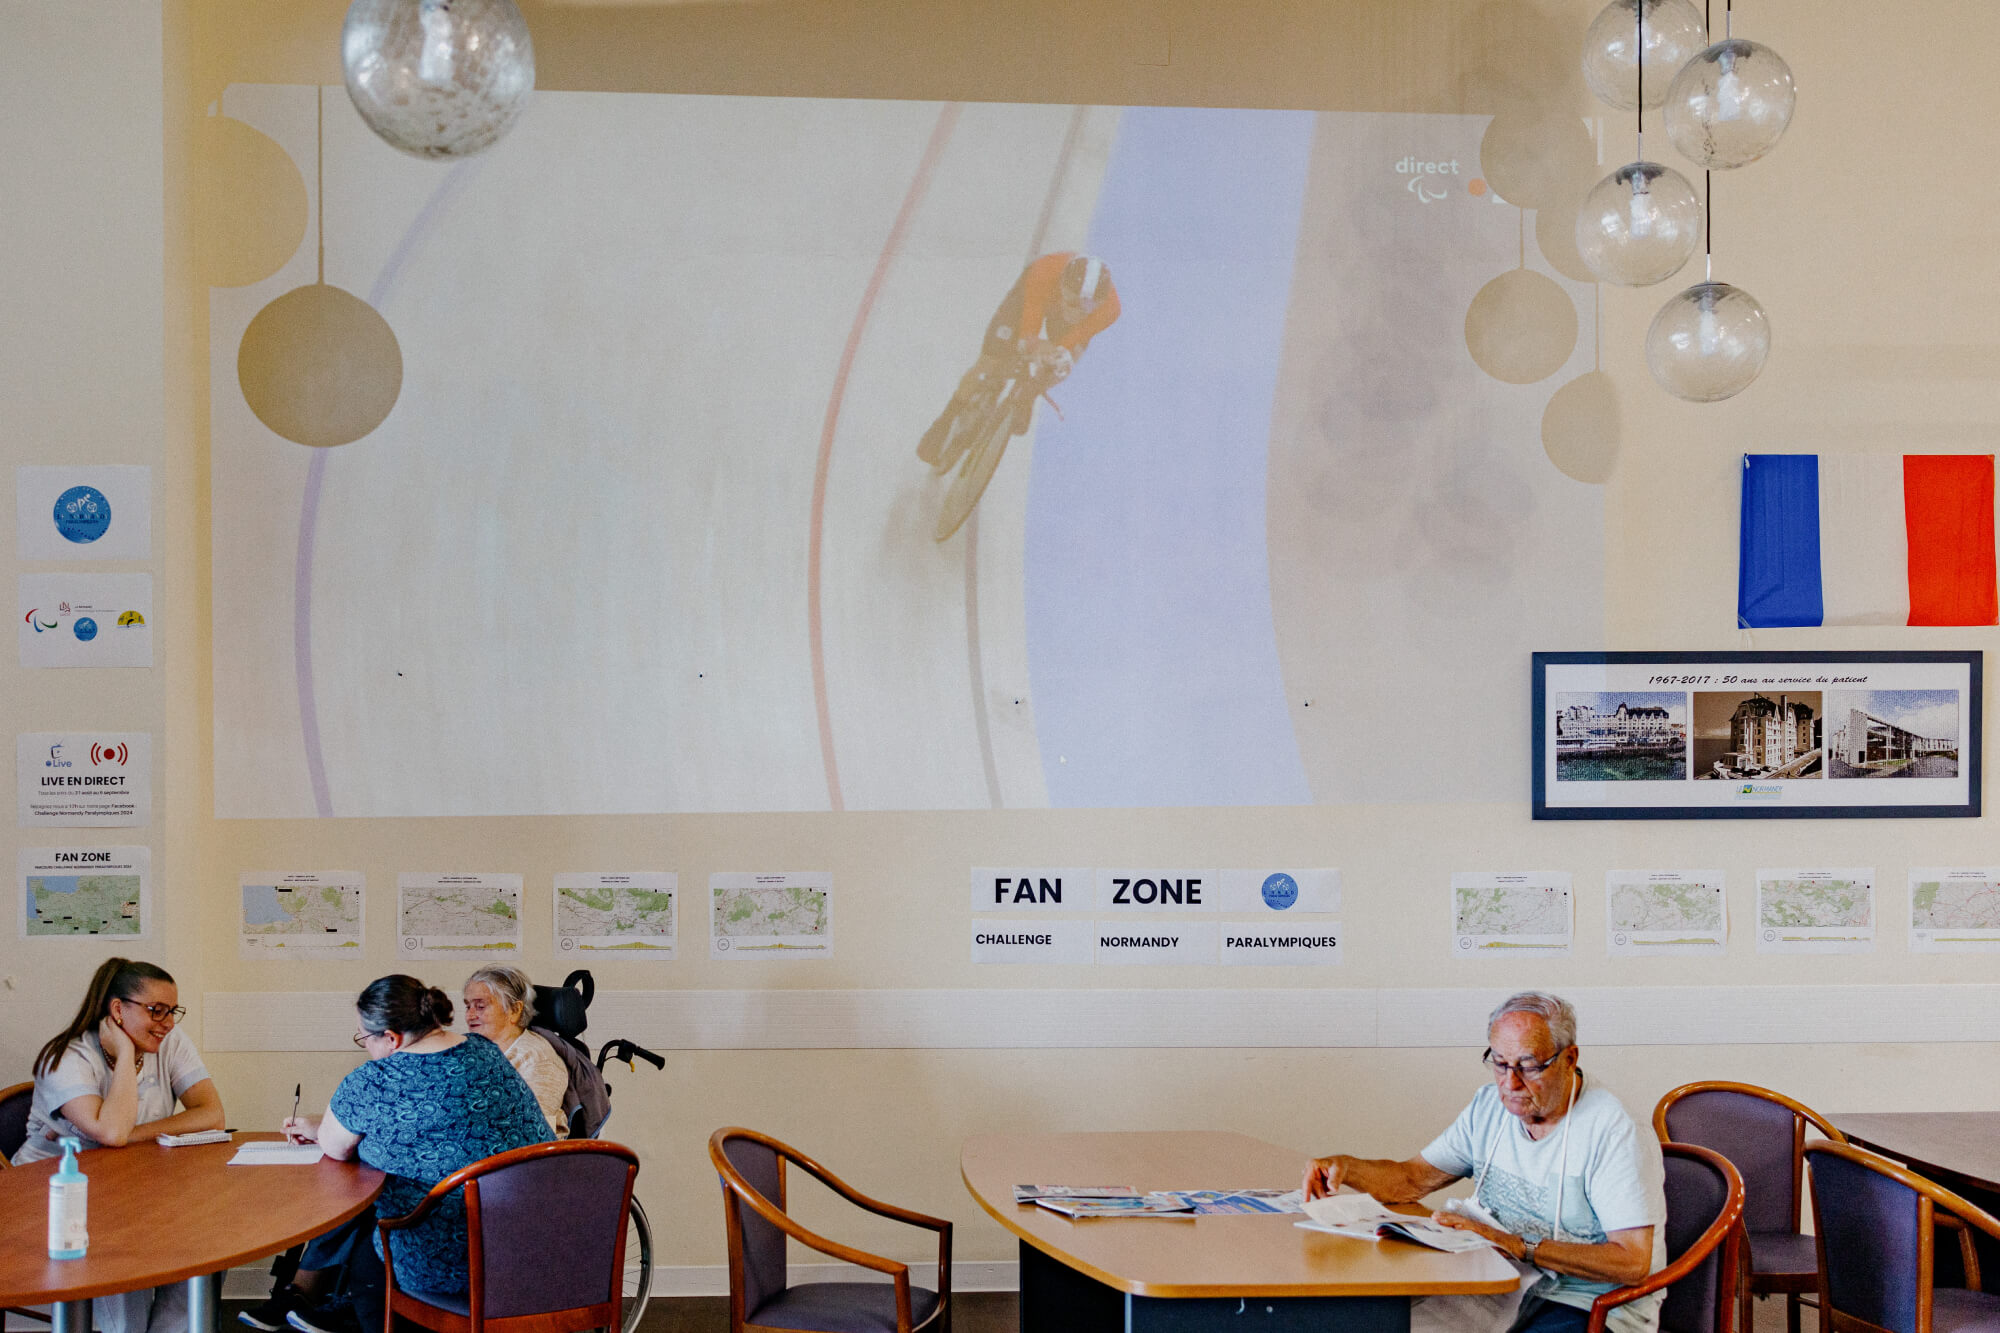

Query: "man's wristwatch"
<box><xmin>1521</xmin><ymin>1237</ymin><xmax>1540</xmax><ymax>1266</ymax></box>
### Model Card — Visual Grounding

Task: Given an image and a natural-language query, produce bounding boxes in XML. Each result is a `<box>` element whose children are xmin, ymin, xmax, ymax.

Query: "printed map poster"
<box><xmin>710</xmin><ymin>871</ymin><xmax>831</xmax><ymax>959</ymax></box>
<box><xmin>19</xmin><ymin>573</ymin><xmax>153</xmax><ymax>668</ymax></box>
<box><xmin>1909</xmin><ymin>867</ymin><xmax>2000</xmax><ymax>953</ymax></box>
<box><xmin>398</xmin><ymin>872</ymin><xmax>522</xmax><ymax>959</ymax></box>
<box><xmin>1606</xmin><ymin>870</ymin><xmax>1727</xmax><ymax>956</ymax></box>
<box><xmin>1452</xmin><ymin>871</ymin><xmax>1572</xmax><ymax>957</ymax></box>
<box><xmin>20</xmin><ymin>845</ymin><xmax>148</xmax><ymax>939</ymax></box>
<box><xmin>18</xmin><ymin>732</ymin><xmax>152</xmax><ymax>828</ymax></box>
<box><xmin>240</xmin><ymin>871</ymin><xmax>364</xmax><ymax>958</ymax></box>
<box><xmin>556</xmin><ymin>872</ymin><xmax>676</xmax><ymax>958</ymax></box>
<box><xmin>17</xmin><ymin>465</ymin><xmax>152</xmax><ymax>562</ymax></box>
<box><xmin>1757</xmin><ymin>868</ymin><xmax>1875</xmax><ymax>954</ymax></box>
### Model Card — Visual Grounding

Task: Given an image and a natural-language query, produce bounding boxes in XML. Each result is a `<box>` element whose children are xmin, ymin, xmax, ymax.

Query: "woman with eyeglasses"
<box><xmin>280</xmin><ymin>975</ymin><xmax>549</xmax><ymax>1333</ymax></box>
<box><xmin>17</xmin><ymin>957</ymin><xmax>225</xmax><ymax>1333</ymax></box>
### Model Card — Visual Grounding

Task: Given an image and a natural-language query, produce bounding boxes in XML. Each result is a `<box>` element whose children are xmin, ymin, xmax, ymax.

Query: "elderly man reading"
<box><xmin>1303</xmin><ymin>992</ymin><xmax>1666</xmax><ymax>1333</ymax></box>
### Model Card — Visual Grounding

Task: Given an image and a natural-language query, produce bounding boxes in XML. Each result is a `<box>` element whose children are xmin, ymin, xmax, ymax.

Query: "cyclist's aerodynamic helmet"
<box><xmin>1059</xmin><ymin>254</ymin><xmax>1111</xmax><ymax>319</ymax></box>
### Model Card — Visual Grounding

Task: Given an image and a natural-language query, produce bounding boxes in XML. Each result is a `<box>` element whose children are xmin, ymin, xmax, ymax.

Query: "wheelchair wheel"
<box><xmin>621</xmin><ymin>1196</ymin><xmax>654</xmax><ymax>1333</ymax></box>
<box><xmin>934</xmin><ymin>385</ymin><xmax>1025</xmax><ymax>542</ymax></box>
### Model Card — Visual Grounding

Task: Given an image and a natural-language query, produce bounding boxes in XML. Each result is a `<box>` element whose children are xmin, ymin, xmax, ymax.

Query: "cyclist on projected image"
<box><xmin>918</xmin><ymin>252</ymin><xmax>1120</xmax><ymax>541</ymax></box>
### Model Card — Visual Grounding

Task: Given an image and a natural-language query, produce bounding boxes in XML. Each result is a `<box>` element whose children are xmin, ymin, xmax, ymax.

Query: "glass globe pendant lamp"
<box><xmin>1582</xmin><ymin>0</ymin><xmax>1707</xmax><ymax>110</ymax></box>
<box><xmin>1664</xmin><ymin>38</ymin><xmax>1796</xmax><ymax>168</ymax></box>
<box><xmin>1575</xmin><ymin>161</ymin><xmax>1702</xmax><ymax>286</ymax></box>
<box><xmin>342</xmin><ymin>0</ymin><xmax>535</xmax><ymax>160</ymax></box>
<box><xmin>1647</xmin><ymin>281</ymin><xmax>1770</xmax><ymax>401</ymax></box>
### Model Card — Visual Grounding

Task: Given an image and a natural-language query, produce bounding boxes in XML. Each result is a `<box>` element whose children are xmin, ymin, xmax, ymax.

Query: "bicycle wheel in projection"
<box><xmin>621</xmin><ymin>1197</ymin><xmax>653</xmax><ymax>1333</ymax></box>
<box><xmin>929</xmin><ymin>384</ymin><xmax>993</xmax><ymax>476</ymax></box>
<box><xmin>934</xmin><ymin>388</ymin><xmax>1023</xmax><ymax>541</ymax></box>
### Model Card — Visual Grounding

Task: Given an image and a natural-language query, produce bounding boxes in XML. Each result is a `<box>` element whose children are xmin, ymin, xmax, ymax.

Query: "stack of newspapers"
<box><xmin>1014</xmin><ymin>1185</ymin><xmax>1307</xmax><ymax>1218</ymax></box>
<box><xmin>1295</xmin><ymin>1194</ymin><xmax>1495</xmax><ymax>1252</ymax></box>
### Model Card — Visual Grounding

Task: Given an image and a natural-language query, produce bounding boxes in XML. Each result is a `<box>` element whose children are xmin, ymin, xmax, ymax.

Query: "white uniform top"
<box><xmin>14</xmin><ymin>1027</ymin><xmax>211</xmax><ymax>1164</ymax></box>
<box><xmin>1422</xmin><ymin>1079</ymin><xmax>1668</xmax><ymax>1333</ymax></box>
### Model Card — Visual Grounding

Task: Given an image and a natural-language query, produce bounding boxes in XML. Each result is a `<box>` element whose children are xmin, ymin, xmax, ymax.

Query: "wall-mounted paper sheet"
<box><xmin>710</xmin><ymin>872</ymin><xmax>831</xmax><ymax>959</ymax></box>
<box><xmin>20</xmin><ymin>844</ymin><xmax>149</xmax><ymax>939</ymax></box>
<box><xmin>1909</xmin><ymin>867</ymin><xmax>2000</xmax><ymax>953</ymax></box>
<box><xmin>17</xmin><ymin>732</ymin><xmax>151</xmax><ymax>828</ymax></box>
<box><xmin>1756</xmin><ymin>868</ymin><xmax>1874</xmax><ymax>954</ymax></box>
<box><xmin>241</xmin><ymin>871</ymin><xmax>364</xmax><ymax>958</ymax></box>
<box><xmin>1605</xmin><ymin>870</ymin><xmax>1727</xmax><ymax>956</ymax></box>
<box><xmin>17</xmin><ymin>466</ymin><xmax>151</xmax><ymax>561</ymax></box>
<box><xmin>397</xmin><ymin>872</ymin><xmax>522</xmax><ymax>959</ymax></box>
<box><xmin>556</xmin><ymin>872</ymin><xmax>676</xmax><ymax>958</ymax></box>
<box><xmin>1452</xmin><ymin>871</ymin><xmax>1572</xmax><ymax>957</ymax></box>
<box><xmin>19</xmin><ymin>573</ymin><xmax>152</xmax><ymax>667</ymax></box>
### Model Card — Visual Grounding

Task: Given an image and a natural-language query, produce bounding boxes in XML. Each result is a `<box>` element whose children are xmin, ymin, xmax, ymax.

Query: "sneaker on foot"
<box><xmin>285</xmin><ymin>1296</ymin><xmax>359</xmax><ymax>1333</ymax></box>
<box><xmin>237</xmin><ymin>1289</ymin><xmax>302</xmax><ymax>1332</ymax></box>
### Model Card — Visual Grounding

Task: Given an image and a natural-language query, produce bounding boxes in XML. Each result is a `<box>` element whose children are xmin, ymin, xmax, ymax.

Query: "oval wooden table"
<box><xmin>963</xmin><ymin>1131</ymin><xmax>1518</xmax><ymax>1333</ymax></box>
<box><xmin>0</xmin><ymin>1134</ymin><xmax>383</xmax><ymax>1333</ymax></box>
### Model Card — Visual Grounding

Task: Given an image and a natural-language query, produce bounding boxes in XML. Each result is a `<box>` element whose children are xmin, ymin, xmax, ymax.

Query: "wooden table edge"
<box><xmin>1833</xmin><ymin>1125</ymin><xmax>1998</xmax><ymax>1197</ymax></box>
<box><xmin>0</xmin><ymin>1140</ymin><xmax>386</xmax><ymax>1305</ymax></box>
<box><xmin>958</xmin><ymin>1161</ymin><xmax>1520</xmax><ymax>1299</ymax></box>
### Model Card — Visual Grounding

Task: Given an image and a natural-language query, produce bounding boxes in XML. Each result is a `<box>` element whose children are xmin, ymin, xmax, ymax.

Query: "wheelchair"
<box><xmin>530</xmin><ymin>971</ymin><xmax>665</xmax><ymax>1333</ymax></box>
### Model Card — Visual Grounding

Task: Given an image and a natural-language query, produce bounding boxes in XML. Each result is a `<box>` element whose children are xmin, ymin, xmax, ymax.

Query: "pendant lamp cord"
<box><xmin>317</xmin><ymin>85</ymin><xmax>326</xmax><ymax>285</ymax></box>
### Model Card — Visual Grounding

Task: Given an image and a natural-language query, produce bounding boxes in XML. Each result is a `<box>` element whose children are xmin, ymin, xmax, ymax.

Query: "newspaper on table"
<box><xmin>1296</xmin><ymin>1193</ymin><xmax>1495</xmax><ymax>1253</ymax></box>
<box><xmin>1032</xmin><ymin>1194</ymin><xmax>1195</xmax><ymax>1219</ymax></box>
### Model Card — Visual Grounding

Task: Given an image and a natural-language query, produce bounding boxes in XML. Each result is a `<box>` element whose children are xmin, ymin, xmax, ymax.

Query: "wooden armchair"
<box><xmin>710</xmin><ymin>1127</ymin><xmax>951</xmax><ymax>1333</ymax></box>
<box><xmin>1589</xmin><ymin>1143</ymin><xmax>1745</xmax><ymax>1333</ymax></box>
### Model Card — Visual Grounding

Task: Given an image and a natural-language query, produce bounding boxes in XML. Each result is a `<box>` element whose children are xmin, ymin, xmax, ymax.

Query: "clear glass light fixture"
<box><xmin>1582</xmin><ymin>0</ymin><xmax>1708</xmax><ymax>110</ymax></box>
<box><xmin>1575</xmin><ymin>162</ymin><xmax>1702</xmax><ymax>286</ymax></box>
<box><xmin>343</xmin><ymin>0</ymin><xmax>535</xmax><ymax>160</ymax></box>
<box><xmin>1647</xmin><ymin>281</ymin><xmax>1771</xmax><ymax>401</ymax></box>
<box><xmin>1664</xmin><ymin>39</ymin><xmax>1797</xmax><ymax>168</ymax></box>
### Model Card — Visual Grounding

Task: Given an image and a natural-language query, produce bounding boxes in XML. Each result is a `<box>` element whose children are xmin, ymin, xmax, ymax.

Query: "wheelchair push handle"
<box><xmin>596</xmin><ymin>1037</ymin><xmax>665</xmax><ymax>1071</ymax></box>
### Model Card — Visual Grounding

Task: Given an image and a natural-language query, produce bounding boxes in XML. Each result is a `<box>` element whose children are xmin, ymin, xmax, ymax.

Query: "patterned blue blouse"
<box><xmin>329</xmin><ymin>1033</ymin><xmax>553</xmax><ymax>1294</ymax></box>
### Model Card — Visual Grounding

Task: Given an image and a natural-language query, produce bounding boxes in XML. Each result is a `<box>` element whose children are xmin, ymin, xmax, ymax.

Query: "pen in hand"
<box><xmin>286</xmin><ymin>1083</ymin><xmax>301</xmax><ymax>1142</ymax></box>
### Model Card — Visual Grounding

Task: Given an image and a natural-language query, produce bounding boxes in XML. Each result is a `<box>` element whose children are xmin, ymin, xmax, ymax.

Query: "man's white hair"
<box><xmin>1487</xmin><ymin>991</ymin><xmax>1577</xmax><ymax>1050</ymax></box>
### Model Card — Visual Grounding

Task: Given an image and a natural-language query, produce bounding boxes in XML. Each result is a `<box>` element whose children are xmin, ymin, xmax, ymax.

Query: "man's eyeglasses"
<box><xmin>1483</xmin><ymin>1048</ymin><xmax>1569</xmax><ymax>1081</ymax></box>
<box><xmin>122</xmin><ymin>1001</ymin><xmax>187</xmax><ymax>1022</ymax></box>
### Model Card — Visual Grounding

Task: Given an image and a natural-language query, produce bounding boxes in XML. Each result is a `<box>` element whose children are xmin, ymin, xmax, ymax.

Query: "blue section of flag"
<box><xmin>1738</xmin><ymin>454</ymin><xmax>1824</xmax><ymax>628</ymax></box>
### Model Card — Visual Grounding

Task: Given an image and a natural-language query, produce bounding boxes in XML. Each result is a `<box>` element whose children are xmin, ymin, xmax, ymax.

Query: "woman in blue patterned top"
<box><xmin>283</xmin><ymin>975</ymin><xmax>550</xmax><ymax>1332</ymax></box>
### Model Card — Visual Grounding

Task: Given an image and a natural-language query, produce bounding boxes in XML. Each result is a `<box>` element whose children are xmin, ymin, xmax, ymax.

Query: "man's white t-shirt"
<box><xmin>13</xmin><ymin>1027</ymin><xmax>211</xmax><ymax>1164</ymax></box>
<box><xmin>1421</xmin><ymin>1079</ymin><xmax>1668</xmax><ymax>1333</ymax></box>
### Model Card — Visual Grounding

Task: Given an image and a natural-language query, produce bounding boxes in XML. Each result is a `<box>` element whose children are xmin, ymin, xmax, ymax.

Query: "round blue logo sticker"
<box><xmin>53</xmin><ymin>486</ymin><xmax>112</xmax><ymax>544</ymax></box>
<box><xmin>73</xmin><ymin>617</ymin><xmax>98</xmax><ymax>642</ymax></box>
<box><xmin>1261</xmin><ymin>873</ymin><xmax>1299</xmax><ymax>910</ymax></box>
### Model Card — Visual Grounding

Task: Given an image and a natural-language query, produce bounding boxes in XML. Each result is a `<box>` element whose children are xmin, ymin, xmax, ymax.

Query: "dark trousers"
<box><xmin>1508</xmin><ymin>1294</ymin><xmax>1594</xmax><ymax>1333</ymax></box>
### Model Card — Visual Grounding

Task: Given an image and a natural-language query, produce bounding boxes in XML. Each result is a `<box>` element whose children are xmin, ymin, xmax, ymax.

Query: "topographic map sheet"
<box><xmin>1909</xmin><ymin>867</ymin><xmax>2000</xmax><ymax>953</ymax></box>
<box><xmin>1757</xmin><ymin>868</ymin><xmax>1875</xmax><ymax>954</ymax></box>
<box><xmin>711</xmin><ymin>871</ymin><xmax>832</xmax><ymax>959</ymax></box>
<box><xmin>1605</xmin><ymin>870</ymin><xmax>1726</xmax><ymax>956</ymax></box>
<box><xmin>556</xmin><ymin>872</ymin><xmax>676</xmax><ymax>958</ymax></box>
<box><xmin>1451</xmin><ymin>871</ymin><xmax>1571</xmax><ymax>957</ymax></box>
<box><xmin>240</xmin><ymin>870</ymin><xmax>363</xmax><ymax>957</ymax></box>
<box><xmin>398</xmin><ymin>872</ymin><xmax>522</xmax><ymax>960</ymax></box>
<box><xmin>19</xmin><ymin>844</ymin><xmax>148</xmax><ymax>939</ymax></box>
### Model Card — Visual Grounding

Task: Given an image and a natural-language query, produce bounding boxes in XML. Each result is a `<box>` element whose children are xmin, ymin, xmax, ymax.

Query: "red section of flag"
<box><xmin>1903</xmin><ymin>455</ymin><xmax>1998</xmax><ymax>625</ymax></box>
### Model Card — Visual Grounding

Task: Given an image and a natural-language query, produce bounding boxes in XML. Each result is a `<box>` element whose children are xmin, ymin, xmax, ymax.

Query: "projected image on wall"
<box><xmin>210</xmin><ymin>89</ymin><xmax>1604</xmax><ymax>819</ymax></box>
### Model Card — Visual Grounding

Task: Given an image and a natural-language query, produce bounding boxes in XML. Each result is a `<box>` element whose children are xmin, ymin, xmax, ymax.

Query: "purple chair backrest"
<box><xmin>722</xmin><ymin>1136</ymin><xmax>787</xmax><ymax>1313</ymax></box>
<box><xmin>1660</xmin><ymin>1152</ymin><xmax>1731</xmax><ymax>1333</ymax></box>
<box><xmin>0</xmin><ymin>1085</ymin><xmax>31</xmax><ymax>1162</ymax></box>
<box><xmin>472</xmin><ymin>1151</ymin><xmax>634</xmax><ymax>1319</ymax></box>
<box><xmin>1664</xmin><ymin>1090</ymin><xmax>1798</xmax><ymax>1234</ymax></box>
<box><xmin>1809</xmin><ymin>1151</ymin><xmax>1925</xmax><ymax>1333</ymax></box>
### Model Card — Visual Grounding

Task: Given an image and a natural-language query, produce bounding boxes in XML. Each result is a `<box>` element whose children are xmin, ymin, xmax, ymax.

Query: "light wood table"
<box><xmin>1831</xmin><ymin>1113</ymin><xmax>2000</xmax><ymax>1194</ymax></box>
<box><xmin>962</xmin><ymin>1131</ymin><xmax>1518</xmax><ymax>1333</ymax></box>
<box><xmin>0</xmin><ymin>1133</ymin><xmax>383</xmax><ymax>1333</ymax></box>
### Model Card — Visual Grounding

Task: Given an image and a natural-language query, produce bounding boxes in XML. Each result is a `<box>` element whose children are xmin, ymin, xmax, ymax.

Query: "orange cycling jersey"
<box><xmin>987</xmin><ymin>251</ymin><xmax>1122</xmax><ymax>358</ymax></box>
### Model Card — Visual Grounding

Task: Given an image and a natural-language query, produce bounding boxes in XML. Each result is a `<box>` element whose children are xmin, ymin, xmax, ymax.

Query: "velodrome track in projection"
<box><xmin>210</xmin><ymin>91</ymin><xmax>1601</xmax><ymax>819</ymax></box>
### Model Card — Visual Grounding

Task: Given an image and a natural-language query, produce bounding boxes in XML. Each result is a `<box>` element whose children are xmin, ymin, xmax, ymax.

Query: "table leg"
<box><xmin>50</xmin><ymin>1299</ymin><xmax>91</xmax><ymax>1333</ymax></box>
<box><xmin>1019</xmin><ymin>1240</ymin><xmax>1123</xmax><ymax>1333</ymax></box>
<box><xmin>187</xmin><ymin>1271</ymin><xmax>218</xmax><ymax>1333</ymax></box>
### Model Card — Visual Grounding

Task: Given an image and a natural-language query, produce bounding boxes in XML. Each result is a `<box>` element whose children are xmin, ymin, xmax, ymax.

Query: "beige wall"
<box><xmin>4</xmin><ymin>0</ymin><xmax>1999</xmax><ymax>1290</ymax></box>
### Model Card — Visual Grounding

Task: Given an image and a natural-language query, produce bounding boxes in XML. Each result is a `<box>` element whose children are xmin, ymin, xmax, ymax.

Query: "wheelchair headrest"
<box><xmin>532</xmin><ymin>969</ymin><xmax>593</xmax><ymax>1041</ymax></box>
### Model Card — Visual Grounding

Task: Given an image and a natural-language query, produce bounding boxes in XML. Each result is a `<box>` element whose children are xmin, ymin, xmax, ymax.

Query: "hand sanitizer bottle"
<box><xmin>48</xmin><ymin>1136</ymin><xmax>87</xmax><ymax>1259</ymax></box>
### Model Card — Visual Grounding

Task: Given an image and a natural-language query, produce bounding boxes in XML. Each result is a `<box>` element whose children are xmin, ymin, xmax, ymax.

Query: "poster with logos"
<box><xmin>397</xmin><ymin>872</ymin><xmax>522</xmax><ymax>959</ymax></box>
<box><xmin>1605</xmin><ymin>870</ymin><xmax>1727</xmax><ymax>956</ymax></box>
<box><xmin>1756</xmin><ymin>868</ymin><xmax>1875</xmax><ymax>954</ymax></box>
<box><xmin>17</xmin><ymin>732</ymin><xmax>151</xmax><ymax>828</ymax></box>
<box><xmin>19</xmin><ymin>573</ymin><xmax>153</xmax><ymax>668</ymax></box>
<box><xmin>240</xmin><ymin>871</ymin><xmax>364</xmax><ymax>958</ymax></box>
<box><xmin>17</xmin><ymin>466</ymin><xmax>151</xmax><ymax>561</ymax></box>
<box><xmin>1909</xmin><ymin>867</ymin><xmax>2000</xmax><ymax>953</ymax></box>
<box><xmin>20</xmin><ymin>845</ymin><xmax>149</xmax><ymax>939</ymax></box>
<box><xmin>1452</xmin><ymin>871</ymin><xmax>1572</xmax><ymax>957</ymax></box>
<box><xmin>710</xmin><ymin>872</ymin><xmax>831</xmax><ymax>959</ymax></box>
<box><xmin>555</xmin><ymin>872</ymin><xmax>676</xmax><ymax>958</ymax></box>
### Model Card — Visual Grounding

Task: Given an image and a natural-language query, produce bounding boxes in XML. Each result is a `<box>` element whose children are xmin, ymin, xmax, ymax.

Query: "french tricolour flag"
<box><xmin>1740</xmin><ymin>454</ymin><xmax>1998</xmax><ymax>627</ymax></box>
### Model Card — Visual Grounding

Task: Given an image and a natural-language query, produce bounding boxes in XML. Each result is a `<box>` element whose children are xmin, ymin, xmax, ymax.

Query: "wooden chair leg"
<box><xmin>1787</xmin><ymin>1293</ymin><xmax>1802</xmax><ymax>1333</ymax></box>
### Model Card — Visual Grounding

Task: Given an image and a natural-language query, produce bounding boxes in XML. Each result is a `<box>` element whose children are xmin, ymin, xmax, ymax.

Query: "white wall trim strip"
<box><xmin>203</xmin><ymin>985</ymin><xmax>2000</xmax><ymax>1052</ymax></box>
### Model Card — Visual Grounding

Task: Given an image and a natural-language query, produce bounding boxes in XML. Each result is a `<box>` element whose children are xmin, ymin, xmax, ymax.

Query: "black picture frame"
<box><xmin>1532</xmin><ymin>651</ymin><xmax>1982</xmax><ymax>820</ymax></box>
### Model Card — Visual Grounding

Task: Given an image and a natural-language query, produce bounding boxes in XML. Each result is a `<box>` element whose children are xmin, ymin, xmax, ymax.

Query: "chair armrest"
<box><xmin>1939</xmin><ymin>1212</ymin><xmax>1983</xmax><ymax>1290</ymax></box>
<box><xmin>785</xmin><ymin>1153</ymin><xmax>953</xmax><ymax>1235</ymax></box>
<box><xmin>720</xmin><ymin>1176</ymin><xmax>910</xmax><ymax>1278</ymax></box>
<box><xmin>1586</xmin><ymin>1223</ymin><xmax>1740</xmax><ymax>1333</ymax></box>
